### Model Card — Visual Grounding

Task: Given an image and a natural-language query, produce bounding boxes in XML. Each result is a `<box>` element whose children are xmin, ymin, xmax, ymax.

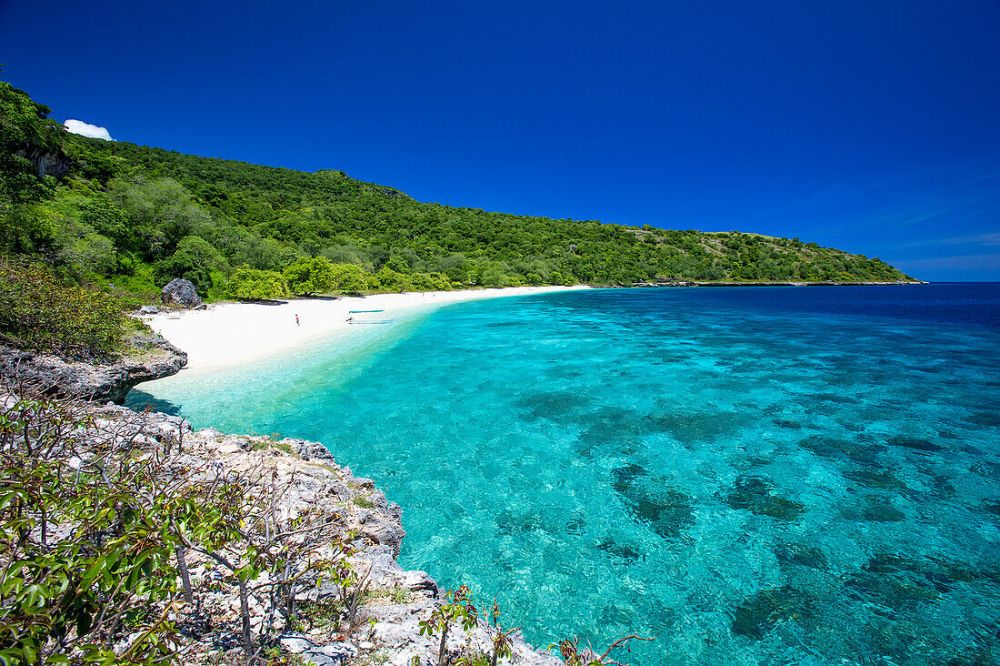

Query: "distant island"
<box><xmin>1</xmin><ymin>81</ymin><xmax>914</xmax><ymax>307</ymax></box>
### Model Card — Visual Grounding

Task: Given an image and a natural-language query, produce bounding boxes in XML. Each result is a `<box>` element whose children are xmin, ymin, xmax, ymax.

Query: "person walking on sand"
<box><xmin>295</xmin><ymin>314</ymin><xmax>300</xmax><ymax>327</ymax></box>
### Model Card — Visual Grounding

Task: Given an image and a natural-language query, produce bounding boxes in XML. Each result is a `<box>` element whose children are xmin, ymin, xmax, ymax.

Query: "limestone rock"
<box><xmin>0</xmin><ymin>389</ymin><xmax>560</xmax><ymax>664</ymax></box>
<box><xmin>0</xmin><ymin>333</ymin><xmax>187</xmax><ymax>403</ymax></box>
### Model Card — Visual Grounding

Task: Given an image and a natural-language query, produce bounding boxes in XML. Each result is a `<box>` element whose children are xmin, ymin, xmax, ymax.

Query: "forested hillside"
<box><xmin>1</xmin><ymin>81</ymin><xmax>912</xmax><ymax>301</ymax></box>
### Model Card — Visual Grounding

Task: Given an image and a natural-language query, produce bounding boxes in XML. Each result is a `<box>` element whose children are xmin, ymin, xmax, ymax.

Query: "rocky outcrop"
<box><xmin>17</xmin><ymin>146</ymin><xmax>72</xmax><ymax>179</ymax></box>
<box><xmin>34</xmin><ymin>150</ymin><xmax>72</xmax><ymax>179</ymax></box>
<box><xmin>0</xmin><ymin>333</ymin><xmax>187</xmax><ymax>403</ymax></box>
<box><xmin>3</xmin><ymin>339</ymin><xmax>560</xmax><ymax>663</ymax></box>
<box><xmin>161</xmin><ymin>278</ymin><xmax>203</xmax><ymax>308</ymax></box>
<box><xmin>87</xmin><ymin>405</ymin><xmax>559</xmax><ymax>665</ymax></box>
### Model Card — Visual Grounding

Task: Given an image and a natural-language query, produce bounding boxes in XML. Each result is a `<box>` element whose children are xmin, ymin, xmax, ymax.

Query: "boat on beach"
<box><xmin>347</xmin><ymin>309</ymin><xmax>394</xmax><ymax>325</ymax></box>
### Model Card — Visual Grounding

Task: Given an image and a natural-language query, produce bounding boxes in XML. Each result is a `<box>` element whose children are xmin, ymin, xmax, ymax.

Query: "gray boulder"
<box><xmin>161</xmin><ymin>278</ymin><xmax>202</xmax><ymax>308</ymax></box>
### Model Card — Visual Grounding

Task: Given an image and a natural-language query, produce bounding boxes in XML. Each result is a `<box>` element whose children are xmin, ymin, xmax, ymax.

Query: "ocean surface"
<box><xmin>130</xmin><ymin>284</ymin><xmax>1000</xmax><ymax>664</ymax></box>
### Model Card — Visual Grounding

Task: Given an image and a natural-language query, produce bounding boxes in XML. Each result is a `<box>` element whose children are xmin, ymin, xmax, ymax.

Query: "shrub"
<box><xmin>0</xmin><ymin>257</ymin><xmax>129</xmax><ymax>358</ymax></box>
<box><xmin>372</xmin><ymin>266</ymin><xmax>412</xmax><ymax>292</ymax></box>
<box><xmin>0</xmin><ymin>391</ymin><xmax>181</xmax><ymax>664</ymax></box>
<box><xmin>409</xmin><ymin>271</ymin><xmax>453</xmax><ymax>292</ymax></box>
<box><xmin>0</xmin><ymin>378</ymin><xmax>376</xmax><ymax>663</ymax></box>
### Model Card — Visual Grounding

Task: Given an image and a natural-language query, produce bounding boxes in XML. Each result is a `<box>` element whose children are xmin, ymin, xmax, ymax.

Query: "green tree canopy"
<box><xmin>327</xmin><ymin>262</ymin><xmax>371</xmax><ymax>293</ymax></box>
<box><xmin>0</xmin><ymin>258</ymin><xmax>128</xmax><ymax>358</ymax></box>
<box><xmin>227</xmin><ymin>267</ymin><xmax>289</xmax><ymax>300</ymax></box>
<box><xmin>108</xmin><ymin>177</ymin><xmax>210</xmax><ymax>261</ymax></box>
<box><xmin>283</xmin><ymin>256</ymin><xmax>336</xmax><ymax>295</ymax></box>
<box><xmin>0</xmin><ymin>81</ymin><xmax>63</xmax><ymax>208</ymax></box>
<box><xmin>154</xmin><ymin>235</ymin><xmax>229</xmax><ymax>293</ymax></box>
<box><xmin>1</xmin><ymin>81</ymin><xmax>916</xmax><ymax>301</ymax></box>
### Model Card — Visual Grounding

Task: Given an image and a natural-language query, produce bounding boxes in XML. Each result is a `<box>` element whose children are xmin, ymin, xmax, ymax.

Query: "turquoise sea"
<box><xmin>130</xmin><ymin>285</ymin><xmax>1000</xmax><ymax>664</ymax></box>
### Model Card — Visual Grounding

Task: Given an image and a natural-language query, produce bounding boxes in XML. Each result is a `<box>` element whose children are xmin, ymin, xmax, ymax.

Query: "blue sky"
<box><xmin>2</xmin><ymin>1</ymin><xmax>998</xmax><ymax>280</ymax></box>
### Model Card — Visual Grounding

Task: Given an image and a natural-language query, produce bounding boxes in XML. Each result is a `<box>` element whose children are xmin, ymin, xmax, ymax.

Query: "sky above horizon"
<box><xmin>2</xmin><ymin>1</ymin><xmax>999</xmax><ymax>280</ymax></box>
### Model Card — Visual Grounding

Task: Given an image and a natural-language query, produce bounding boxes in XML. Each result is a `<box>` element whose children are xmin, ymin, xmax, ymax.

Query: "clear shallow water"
<box><xmin>130</xmin><ymin>285</ymin><xmax>1000</xmax><ymax>664</ymax></box>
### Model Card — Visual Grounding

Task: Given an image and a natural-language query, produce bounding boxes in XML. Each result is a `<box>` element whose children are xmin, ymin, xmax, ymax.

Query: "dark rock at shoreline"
<box><xmin>0</xmin><ymin>333</ymin><xmax>187</xmax><ymax>403</ymax></box>
<box><xmin>161</xmin><ymin>278</ymin><xmax>203</xmax><ymax>308</ymax></box>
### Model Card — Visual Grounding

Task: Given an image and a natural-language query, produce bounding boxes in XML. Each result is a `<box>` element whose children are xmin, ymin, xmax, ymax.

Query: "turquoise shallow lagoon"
<box><xmin>131</xmin><ymin>285</ymin><xmax>1000</xmax><ymax>664</ymax></box>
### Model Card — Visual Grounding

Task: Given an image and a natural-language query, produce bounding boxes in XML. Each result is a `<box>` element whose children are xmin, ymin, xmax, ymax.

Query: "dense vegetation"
<box><xmin>0</xmin><ymin>258</ymin><xmax>133</xmax><ymax>358</ymax></box>
<box><xmin>1</xmin><ymin>81</ymin><xmax>911</xmax><ymax>303</ymax></box>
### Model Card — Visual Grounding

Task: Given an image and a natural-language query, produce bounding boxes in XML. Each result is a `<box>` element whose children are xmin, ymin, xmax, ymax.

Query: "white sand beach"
<box><xmin>144</xmin><ymin>286</ymin><xmax>586</xmax><ymax>374</ymax></box>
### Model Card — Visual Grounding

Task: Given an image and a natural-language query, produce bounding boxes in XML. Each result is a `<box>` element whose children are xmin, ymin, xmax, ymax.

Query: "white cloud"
<box><xmin>64</xmin><ymin>119</ymin><xmax>113</xmax><ymax>141</ymax></box>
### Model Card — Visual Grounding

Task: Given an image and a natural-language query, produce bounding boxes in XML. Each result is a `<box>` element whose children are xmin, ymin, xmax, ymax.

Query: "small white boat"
<box><xmin>347</xmin><ymin>318</ymin><xmax>394</xmax><ymax>325</ymax></box>
<box><xmin>346</xmin><ymin>310</ymin><xmax>394</xmax><ymax>325</ymax></box>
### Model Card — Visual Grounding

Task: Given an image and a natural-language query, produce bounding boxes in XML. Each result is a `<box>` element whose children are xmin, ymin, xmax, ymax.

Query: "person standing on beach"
<box><xmin>295</xmin><ymin>314</ymin><xmax>300</xmax><ymax>327</ymax></box>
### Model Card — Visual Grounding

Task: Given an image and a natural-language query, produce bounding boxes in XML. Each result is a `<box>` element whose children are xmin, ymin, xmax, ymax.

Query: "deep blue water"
<box><xmin>131</xmin><ymin>284</ymin><xmax>1000</xmax><ymax>664</ymax></box>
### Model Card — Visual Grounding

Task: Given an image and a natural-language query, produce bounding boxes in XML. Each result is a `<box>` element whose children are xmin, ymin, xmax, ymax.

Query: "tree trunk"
<box><xmin>238</xmin><ymin>578</ymin><xmax>253</xmax><ymax>657</ymax></box>
<box><xmin>175</xmin><ymin>545</ymin><xmax>193</xmax><ymax>604</ymax></box>
<box><xmin>437</xmin><ymin>625</ymin><xmax>450</xmax><ymax>665</ymax></box>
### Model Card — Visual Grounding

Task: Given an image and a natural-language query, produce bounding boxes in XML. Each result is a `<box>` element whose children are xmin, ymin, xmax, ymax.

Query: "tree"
<box><xmin>109</xmin><ymin>178</ymin><xmax>210</xmax><ymax>261</ymax></box>
<box><xmin>227</xmin><ymin>267</ymin><xmax>289</xmax><ymax>300</ymax></box>
<box><xmin>0</xmin><ymin>83</ymin><xmax>64</xmax><ymax>257</ymax></box>
<box><xmin>0</xmin><ymin>81</ymin><xmax>64</xmax><ymax>210</ymax></box>
<box><xmin>409</xmin><ymin>271</ymin><xmax>453</xmax><ymax>291</ymax></box>
<box><xmin>154</xmin><ymin>235</ymin><xmax>228</xmax><ymax>293</ymax></box>
<box><xmin>283</xmin><ymin>256</ymin><xmax>336</xmax><ymax>296</ymax></box>
<box><xmin>328</xmin><ymin>262</ymin><xmax>371</xmax><ymax>293</ymax></box>
<box><xmin>79</xmin><ymin>195</ymin><xmax>131</xmax><ymax>252</ymax></box>
<box><xmin>0</xmin><ymin>202</ymin><xmax>56</xmax><ymax>256</ymax></box>
<box><xmin>372</xmin><ymin>266</ymin><xmax>413</xmax><ymax>292</ymax></box>
<box><xmin>55</xmin><ymin>222</ymin><xmax>117</xmax><ymax>278</ymax></box>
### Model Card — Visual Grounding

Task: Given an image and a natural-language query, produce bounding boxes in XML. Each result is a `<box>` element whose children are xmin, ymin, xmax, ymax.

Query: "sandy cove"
<box><xmin>144</xmin><ymin>286</ymin><xmax>587</xmax><ymax>374</ymax></box>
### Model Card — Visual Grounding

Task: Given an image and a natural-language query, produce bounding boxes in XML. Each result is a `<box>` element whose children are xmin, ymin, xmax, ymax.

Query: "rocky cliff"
<box><xmin>0</xmin><ymin>338</ymin><xmax>561</xmax><ymax>664</ymax></box>
<box><xmin>0</xmin><ymin>332</ymin><xmax>187</xmax><ymax>403</ymax></box>
<box><xmin>81</xmin><ymin>403</ymin><xmax>560</xmax><ymax>665</ymax></box>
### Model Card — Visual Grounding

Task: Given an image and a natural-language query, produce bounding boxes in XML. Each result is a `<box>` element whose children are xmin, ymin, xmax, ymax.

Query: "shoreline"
<box><xmin>143</xmin><ymin>285</ymin><xmax>587</xmax><ymax>375</ymax></box>
<box><xmin>630</xmin><ymin>280</ymin><xmax>927</xmax><ymax>287</ymax></box>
